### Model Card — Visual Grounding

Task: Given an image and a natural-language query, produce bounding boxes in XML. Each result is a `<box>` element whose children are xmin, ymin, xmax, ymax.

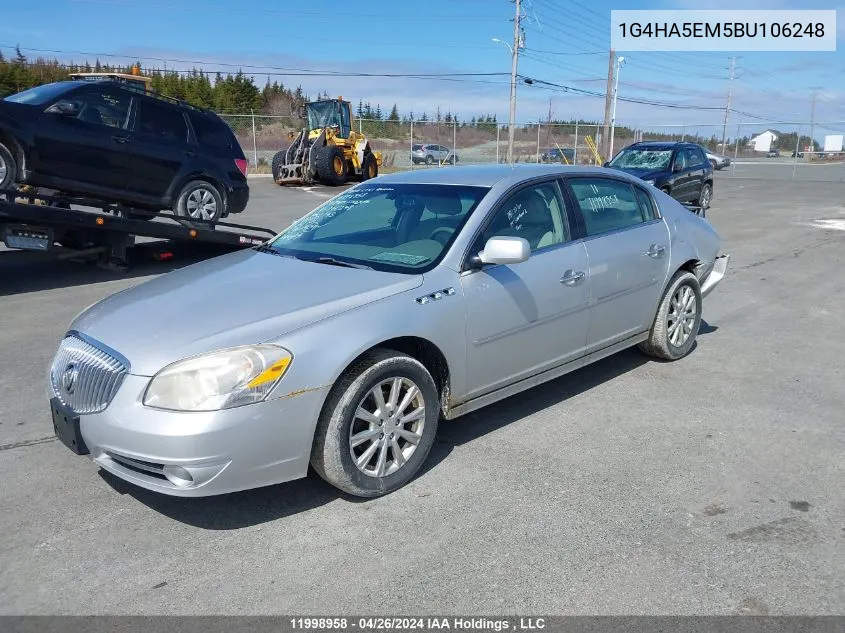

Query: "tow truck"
<box><xmin>0</xmin><ymin>187</ymin><xmax>276</xmax><ymax>270</ymax></box>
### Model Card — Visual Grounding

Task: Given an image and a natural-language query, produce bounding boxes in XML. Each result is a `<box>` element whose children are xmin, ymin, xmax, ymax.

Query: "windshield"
<box><xmin>4</xmin><ymin>82</ymin><xmax>78</xmax><ymax>105</ymax></box>
<box><xmin>307</xmin><ymin>101</ymin><xmax>341</xmax><ymax>129</ymax></box>
<box><xmin>610</xmin><ymin>148</ymin><xmax>673</xmax><ymax>170</ymax></box>
<box><xmin>265</xmin><ymin>183</ymin><xmax>490</xmax><ymax>273</ymax></box>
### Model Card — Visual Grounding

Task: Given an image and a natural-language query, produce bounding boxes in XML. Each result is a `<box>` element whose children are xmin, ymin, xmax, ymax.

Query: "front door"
<box><xmin>565</xmin><ymin>176</ymin><xmax>671</xmax><ymax>351</ymax></box>
<box><xmin>461</xmin><ymin>180</ymin><xmax>591</xmax><ymax>400</ymax></box>
<box><xmin>129</xmin><ymin>97</ymin><xmax>190</xmax><ymax>199</ymax></box>
<box><xmin>33</xmin><ymin>87</ymin><xmax>133</xmax><ymax>192</ymax></box>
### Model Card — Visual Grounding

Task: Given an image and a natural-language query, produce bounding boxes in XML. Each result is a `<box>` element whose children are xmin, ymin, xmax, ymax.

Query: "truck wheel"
<box><xmin>174</xmin><ymin>180</ymin><xmax>223</xmax><ymax>226</ymax></box>
<box><xmin>0</xmin><ymin>142</ymin><xmax>17</xmax><ymax>190</ymax></box>
<box><xmin>310</xmin><ymin>349</ymin><xmax>439</xmax><ymax>497</ymax></box>
<box><xmin>271</xmin><ymin>149</ymin><xmax>287</xmax><ymax>183</ymax></box>
<box><xmin>361</xmin><ymin>152</ymin><xmax>378</xmax><ymax>181</ymax></box>
<box><xmin>316</xmin><ymin>146</ymin><xmax>348</xmax><ymax>186</ymax></box>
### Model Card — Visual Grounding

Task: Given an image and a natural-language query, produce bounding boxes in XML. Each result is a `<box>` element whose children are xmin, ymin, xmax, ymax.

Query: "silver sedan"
<box><xmin>48</xmin><ymin>165</ymin><xmax>729</xmax><ymax>498</ymax></box>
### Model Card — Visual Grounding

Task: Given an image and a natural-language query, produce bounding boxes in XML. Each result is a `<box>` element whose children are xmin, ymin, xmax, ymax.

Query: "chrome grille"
<box><xmin>49</xmin><ymin>334</ymin><xmax>128</xmax><ymax>414</ymax></box>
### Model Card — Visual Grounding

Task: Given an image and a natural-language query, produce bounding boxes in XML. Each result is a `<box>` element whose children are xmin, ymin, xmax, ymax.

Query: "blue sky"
<box><xmin>2</xmin><ymin>0</ymin><xmax>843</xmax><ymax>134</ymax></box>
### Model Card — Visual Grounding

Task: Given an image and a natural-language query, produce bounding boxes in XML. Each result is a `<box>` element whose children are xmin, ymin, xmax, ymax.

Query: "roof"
<box><xmin>372</xmin><ymin>164</ymin><xmax>618</xmax><ymax>188</ymax></box>
<box><xmin>629</xmin><ymin>141</ymin><xmax>700</xmax><ymax>150</ymax></box>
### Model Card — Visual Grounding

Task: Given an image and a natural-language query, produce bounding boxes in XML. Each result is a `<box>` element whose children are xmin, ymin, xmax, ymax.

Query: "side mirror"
<box><xmin>602</xmin><ymin>161</ymin><xmax>610</xmax><ymax>168</ymax></box>
<box><xmin>477</xmin><ymin>236</ymin><xmax>531</xmax><ymax>266</ymax></box>
<box><xmin>45</xmin><ymin>101</ymin><xmax>79</xmax><ymax>117</ymax></box>
<box><xmin>672</xmin><ymin>162</ymin><xmax>683</xmax><ymax>172</ymax></box>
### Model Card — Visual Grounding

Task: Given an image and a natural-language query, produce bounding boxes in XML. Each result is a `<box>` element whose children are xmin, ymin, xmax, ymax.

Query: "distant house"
<box><xmin>748</xmin><ymin>130</ymin><xmax>778</xmax><ymax>152</ymax></box>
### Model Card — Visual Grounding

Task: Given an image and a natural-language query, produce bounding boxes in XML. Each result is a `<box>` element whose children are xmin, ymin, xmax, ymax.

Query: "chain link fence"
<box><xmin>220</xmin><ymin>112</ymin><xmax>845</xmax><ymax>183</ymax></box>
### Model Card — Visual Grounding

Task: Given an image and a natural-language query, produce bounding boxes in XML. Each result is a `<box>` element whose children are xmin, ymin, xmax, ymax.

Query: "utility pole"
<box><xmin>602</xmin><ymin>49</ymin><xmax>615</xmax><ymax>159</ymax></box>
<box><xmin>720</xmin><ymin>56</ymin><xmax>736</xmax><ymax>154</ymax></box>
<box><xmin>809</xmin><ymin>88</ymin><xmax>819</xmax><ymax>155</ymax></box>
<box><xmin>506</xmin><ymin>0</ymin><xmax>522</xmax><ymax>164</ymax></box>
<box><xmin>608</xmin><ymin>55</ymin><xmax>625</xmax><ymax>160</ymax></box>
<box><xmin>545</xmin><ymin>97</ymin><xmax>553</xmax><ymax>148</ymax></box>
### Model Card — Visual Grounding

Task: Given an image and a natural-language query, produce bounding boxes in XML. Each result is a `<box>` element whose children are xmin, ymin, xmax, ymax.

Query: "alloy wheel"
<box><xmin>667</xmin><ymin>284</ymin><xmax>697</xmax><ymax>347</ymax></box>
<box><xmin>185</xmin><ymin>188</ymin><xmax>218</xmax><ymax>220</ymax></box>
<box><xmin>349</xmin><ymin>377</ymin><xmax>426</xmax><ymax>478</ymax></box>
<box><xmin>0</xmin><ymin>154</ymin><xmax>6</xmax><ymax>183</ymax></box>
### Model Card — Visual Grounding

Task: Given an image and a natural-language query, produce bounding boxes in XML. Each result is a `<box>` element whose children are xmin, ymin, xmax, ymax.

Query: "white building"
<box><xmin>748</xmin><ymin>130</ymin><xmax>778</xmax><ymax>152</ymax></box>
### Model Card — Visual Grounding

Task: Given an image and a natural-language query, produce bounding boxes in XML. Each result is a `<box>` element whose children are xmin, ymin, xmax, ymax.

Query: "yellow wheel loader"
<box><xmin>272</xmin><ymin>97</ymin><xmax>382</xmax><ymax>186</ymax></box>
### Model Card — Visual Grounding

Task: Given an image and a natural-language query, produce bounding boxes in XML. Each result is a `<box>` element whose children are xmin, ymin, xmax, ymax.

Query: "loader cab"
<box><xmin>306</xmin><ymin>98</ymin><xmax>352</xmax><ymax>139</ymax></box>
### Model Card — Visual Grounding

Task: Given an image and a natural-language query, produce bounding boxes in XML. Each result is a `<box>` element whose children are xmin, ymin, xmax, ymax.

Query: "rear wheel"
<box><xmin>0</xmin><ymin>142</ymin><xmax>17</xmax><ymax>190</ymax></box>
<box><xmin>311</xmin><ymin>349</ymin><xmax>439</xmax><ymax>497</ymax></box>
<box><xmin>316</xmin><ymin>146</ymin><xmax>349</xmax><ymax>186</ymax></box>
<box><xmin>425</xmin><ymin>155</ymin><xmax>434</xmax><ymax>166</ymax></box>
<box><xmin>174</xmin><ymin>180</ymin><xmax>223</xmax><ymax>226</ymax></box>
<box><xmin>639</xmin><ymin>271</ymin><xmax>702</xmax><ymax>361</ymax></box>
<box><xmin>699</xmin><ymin>182</ymin><xmax>713</xmax><ymax>209</ymax></box>
<box><xmin>361</xmin><ymin>152</ymin><xmax>378</xmax><ymax>181</ymax></box>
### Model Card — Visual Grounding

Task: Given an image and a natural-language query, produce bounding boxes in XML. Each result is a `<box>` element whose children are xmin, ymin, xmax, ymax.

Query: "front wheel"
<box><xmin>425</xmin><ymin>155</ymin><xmax>434</xmax><ymax>166</ymax></box>
<box><xmin>316</xmin><ymin>145</ymin><xmax>349</xmax><ymax>186</ymax></box>
<box><xmin>174</xmin><ymin>180</ymin><xmax>224</xmax><ymax>226</ymax></box>
<box><xmin>639</xmin><ymin>271</ymin><xmax>703</xmax><ymax>361</ymax></box>
<box><xmin>311</xmin><ymin>349</ymin><xmax>440</xmax><ymax>497</ymax></box>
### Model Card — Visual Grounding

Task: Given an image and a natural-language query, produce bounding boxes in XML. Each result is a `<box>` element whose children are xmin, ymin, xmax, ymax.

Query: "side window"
<box><xmin>633</xmin><ymin>186</ymin><xmax>658</xmax><ymax>221</ymax></box>
<box><xmin>135</xmin><ymin>99</ymin><xmax>188</xmax><ymax>143</ymax></box>
<box><xmin>673</xmin><ymin>150</ymin><xmax>688</xmax><ymax>171</ymax></box>
<box><xmin>69</xmin><ymin>90</ymin><xmax>131</xmax><ymax>129</ymax></box>
<box><xmin>189</xmin><ymin>113</ymin><xmax>231</xmax><ymax>149</ymax></box>
<box><xmin>686</xmin><ymin>148</ymin><xmax>703</xmax><ymax>167</ymax></box>
<box><xmin>478</xmin><ymin>182</ymin><xmax>569</xmax><ymax>252</ymax></box>
<box><xmin>569</xmin><ymin>178</ymin><xmax>646</xmax><ymax>236</ymax></box>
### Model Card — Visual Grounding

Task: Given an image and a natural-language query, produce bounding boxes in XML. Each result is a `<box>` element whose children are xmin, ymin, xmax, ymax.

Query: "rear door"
<box><xmin>565</xmin><ymin>176</ymin><xmax>670</xmax><ymax>352</ymax></box>
<box><xmin>32</xmin><ymin>86</ymin><xmax>133</xmax><ymax>191</ymax></box>
<box><xmin>685</xmin><ymin>147</ymin><xmax>709</xmax><ymax>203</ymax></box>
<box><xmin>128</xmin><ymin>97</ymin><xmax>190</xmax><ymax>199</ymax></box>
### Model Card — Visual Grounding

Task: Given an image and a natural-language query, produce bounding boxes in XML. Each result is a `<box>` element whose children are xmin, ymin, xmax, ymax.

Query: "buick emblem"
<box><xmin>63</xmin><ymin>363</ymin><xmax>79</xmax><ymax>395</ymax></box>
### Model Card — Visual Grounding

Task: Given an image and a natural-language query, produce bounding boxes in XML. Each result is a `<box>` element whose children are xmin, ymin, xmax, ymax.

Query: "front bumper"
<box><xmin>72</xmin><ymin>374</ymin><xmax>329</xmax><ymax>497</ymax></box>
<box><xmin>700</xmin><ymin>254</ymin><xmax>730</xmax><ymax>298</ymax></box>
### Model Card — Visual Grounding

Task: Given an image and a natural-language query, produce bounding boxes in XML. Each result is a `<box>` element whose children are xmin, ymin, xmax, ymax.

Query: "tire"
<box><xmin>0</xmin><ymin>142</ymin><xmax>17</xmax><ymax>190</ymax></box>
<box><xmin>425</xmin><ymin>155</ymin><xmax>434</xmax><ymax>165</ymax></box>
<box><xmin>698</xmin><ymin>182</ymin><xmax>713</xmax><ymax>209</ymax></box>
<box><xmin>310</xmin><ymin>349</ymin><xmax>440</xmax><ymax>497</ymax></box>
<box><xmin>448</xmin><ymin>155</ymin><xmax>456</xmax><ymax>165</ymax></box>
<box><xmin>316</xmin><ymin>145</ymin><xmax>349</xmax><ymax>186</ymax></box>
<box><xmin>660</xmin><ymin>186</ymin><xmax>671</xmax><ymax>196</ymax></box>
<box><xmin>639</xmin><ymin>271</ymin><xmax>703</xmax><ymax>361</ymax></box>
<box><xmin>173</xmin><ymin>180</ymin><xmax>224</xmax><ymax>226</ymax></box>
<box><xmin>361</xmin><ymin>152</ymin><xmax>378</xmax><ymax>181</ymax></box>
<box><xmin>271</xmin><ymin>149</ymin><xmax>287</xmax><ymax>182</ymax></box>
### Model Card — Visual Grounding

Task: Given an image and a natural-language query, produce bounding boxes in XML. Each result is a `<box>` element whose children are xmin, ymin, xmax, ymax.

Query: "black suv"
<box><xmin>604</xmin><ymin>141</ymin><xmax>713</xmax><ymax>209</ymax></box>
<box><xmin>0</xmin><ymin>79</ymin><xmax>249</xmax><ymax>223</ymax></box>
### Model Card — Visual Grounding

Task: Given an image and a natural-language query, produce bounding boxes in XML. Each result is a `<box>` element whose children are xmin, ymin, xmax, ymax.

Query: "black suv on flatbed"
<box><xmin>605</xmin><ymin>141</ymin><xmax>713</xmax><ymax>209</ymax></box>
<box><xmin>0</xmin><ymin>79</ymin><xmax>249</xmax><ymax>223</ymax></box>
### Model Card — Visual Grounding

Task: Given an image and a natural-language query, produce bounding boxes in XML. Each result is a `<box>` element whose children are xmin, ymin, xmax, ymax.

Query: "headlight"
<box><xmin>644</xmin><ymin>179</ymin><xmax>656</xmax><ymax>185</ymax></box>
<box><xmin>143</xmin><ymin>345</ymin><xmax>292</xmax><ymax>412</ymax></box>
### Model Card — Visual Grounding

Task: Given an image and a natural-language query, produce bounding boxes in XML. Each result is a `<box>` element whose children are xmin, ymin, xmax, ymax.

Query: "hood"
<box><xmin>606</xmin><ymin>166</ymin><xmax>666</xmax><ymax>180</ymax></box>
<box><xmin>71</xmin><ymin>249</ymin><xmax>423</xmax><ymax>375</ymax></box>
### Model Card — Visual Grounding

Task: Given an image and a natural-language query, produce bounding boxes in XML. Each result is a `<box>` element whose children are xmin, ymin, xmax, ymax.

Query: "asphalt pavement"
<box><xmin>0</xmin><ymin>174</ymin><xmax>843</xmax><ymax>615</ymax></box>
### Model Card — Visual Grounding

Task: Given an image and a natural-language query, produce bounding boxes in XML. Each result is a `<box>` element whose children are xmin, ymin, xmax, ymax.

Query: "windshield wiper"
<box><xmin>314</xmin><ymin>256</ymin><xmax>372</xmax><ymax>270</ymax></box>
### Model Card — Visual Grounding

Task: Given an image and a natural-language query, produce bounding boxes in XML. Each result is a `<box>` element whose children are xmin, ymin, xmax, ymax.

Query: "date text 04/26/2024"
<box><xmin>289</xmin><ymin>618</ymin><xmax>547</xmax><ymax>631</ymax></box>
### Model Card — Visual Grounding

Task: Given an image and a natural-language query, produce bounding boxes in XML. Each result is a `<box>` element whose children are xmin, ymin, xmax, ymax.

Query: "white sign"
<box><xmin>823</xmin><ymin>135</ymin><xmax>844</xmax><ymax>153</ymax></box>
<box><xmin>611</xmin><ymin>10</ymin><xmax>837</xmax><ymax>51</ymax></box>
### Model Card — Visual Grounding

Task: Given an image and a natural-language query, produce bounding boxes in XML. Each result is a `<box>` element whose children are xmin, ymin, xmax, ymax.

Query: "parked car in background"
<box><xmin>48</xmin><ymin>164</ymin><xmax>729</xmax><ymax>499</ymax></box>
<box><xmin>767</xmin><ymin>149</ymin><xmax>780</xmax><ymax>158</ymax></box>
<box><xmin>704</xmin><ymin>149</ymin><xmax>731</xmax><ymax>170</ymax></box>
<box><xmin>604</xmin><ymin>141</ymin><xmax>714</xmax><ymax>209</ymax></box>
<box><xmin>541</xmin><ymin>147</ymin><xmax>575</xmax><ymax>164</ymax></box>
<box><xmin>411</xmin><ymin>144</ymin><xmax>458</xmax><ymax>165</ymax></box>
<box><xmin>0</xmin><ymin>78</ymin><xmax>249</xmax><ymax>224</ymax></box>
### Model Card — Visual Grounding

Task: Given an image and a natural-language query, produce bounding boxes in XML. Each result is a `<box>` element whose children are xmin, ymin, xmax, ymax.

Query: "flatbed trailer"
<box><xmin>0</xmin><ymin>188</ymin><xmax>277</xmax><ymax>270</ymax></box>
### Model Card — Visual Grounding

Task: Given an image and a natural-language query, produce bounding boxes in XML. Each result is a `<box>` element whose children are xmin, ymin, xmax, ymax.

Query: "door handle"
<box><xmin>111</xmin><ymin>135</ymin><xmax>130</xmax><ymax>144</ymax></box>
<box><xmin>644</xmin><ymin>244</ymin><xmax>666</xmax><ymax>258</ymax></box>
<box><xmin>560</xmin><ymin>270</ymin><xmax>586</xmax><ymax>286</ymax></box>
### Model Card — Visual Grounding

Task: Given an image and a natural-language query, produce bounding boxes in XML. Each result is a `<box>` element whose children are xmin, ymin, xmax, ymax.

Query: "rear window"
<box><xmin>135</xmin><ymin>99</ymin><xmax>188</xmax><ymax>143</ymax></box>
<box><xmin>189</xmin><ymin>113</ymin><xmax>233</xmax><ymax>149</ymax></box>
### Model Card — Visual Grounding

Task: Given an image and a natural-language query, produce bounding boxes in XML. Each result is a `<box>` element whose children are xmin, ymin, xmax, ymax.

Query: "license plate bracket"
<box><xmin>3</xmin><ymin>225</ymin><xmax>54</xmax><ymax>251</ymax></box>
<box><xmin>50</xmin><ymin>398</ymin><xmax>89</xmax><ymax>455</ymax></box>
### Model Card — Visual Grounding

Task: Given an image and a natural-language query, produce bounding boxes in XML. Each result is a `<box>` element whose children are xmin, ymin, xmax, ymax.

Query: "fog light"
<box><xmin>163</xmin><ymin>465</ymin><xmax>195</xmax><ymax>487</ymax></box>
